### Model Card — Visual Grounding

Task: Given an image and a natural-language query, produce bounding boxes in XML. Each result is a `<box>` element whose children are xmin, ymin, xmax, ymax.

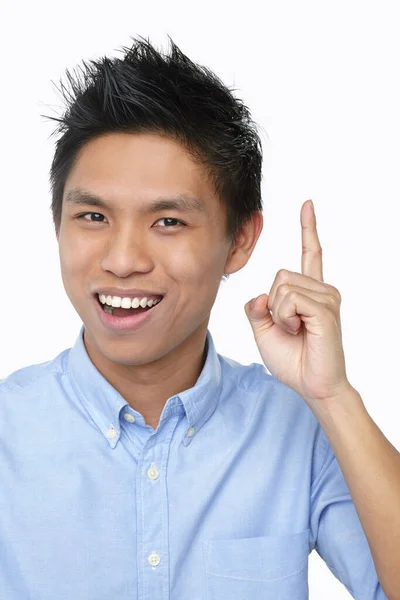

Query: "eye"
<box><xmin>75</xmin><ymin>214</ymin><xmax>186</xmax><ymax>228</ymax></box>
<box><xmin>76</xmin><ymin>212</ymin><xmax>108</xmax><ymax>223</ymax></box>
<box><xmin>153</xmin><ymin>218</ymin><xmax>186</xmax><ymax>228</ymax></box>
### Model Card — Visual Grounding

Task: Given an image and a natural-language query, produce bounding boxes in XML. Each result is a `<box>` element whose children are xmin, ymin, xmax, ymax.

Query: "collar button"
<box><xmin>124</xmin><ymin>413</ymin><xmax>136</xmax><ymax>423</ymax></box>
<box><xmin>106</xmin><ymin>427</ymin><xmax>117</xmax><ymax>439</ymax></box>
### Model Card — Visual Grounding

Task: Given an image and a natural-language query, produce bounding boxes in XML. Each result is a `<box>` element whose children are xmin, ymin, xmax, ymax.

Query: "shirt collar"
<box><xmin>67</xmin><ymin>325</ymin><xmax>223</xmax><ymax>448</ymax></box>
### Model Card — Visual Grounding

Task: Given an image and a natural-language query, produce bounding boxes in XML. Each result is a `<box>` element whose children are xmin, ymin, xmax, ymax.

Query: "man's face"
<box><xmin>57</xmin><ymin>132</ymin><xmax>235</xmax><ymax>366</ymax></box>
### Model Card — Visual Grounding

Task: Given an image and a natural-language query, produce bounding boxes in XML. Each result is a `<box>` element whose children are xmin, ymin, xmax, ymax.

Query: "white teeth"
<box><xmin>121</xmin><ymin>297</ymin><xmax>132</xmax><ymax>309</ymax></box>
<box><xmin>111</xmin><ymin>297</ymin><xmax>122</xmax><ymax>308</ymax></box>
<box><xmin>98</xmin><ymin>293</ymin><xmax>162</xmax><ymax>311</ymax></box>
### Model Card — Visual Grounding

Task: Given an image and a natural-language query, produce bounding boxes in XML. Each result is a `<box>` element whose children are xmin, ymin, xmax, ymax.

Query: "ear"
<box><xmin>223</xmin><ymin>211</ymin><xmax>263</xmax><ymax>276</ymax></box>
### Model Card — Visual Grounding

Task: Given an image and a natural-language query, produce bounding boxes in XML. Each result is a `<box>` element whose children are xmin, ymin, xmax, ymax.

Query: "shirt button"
<box><xmin>124</xmin><ymin>413</ymin><xmax>136</xmax><ymax>422</ymax></box>
<box><xmin>147</xmin><ymin>465</ymin><xmax>159</xmax><ymax>480</ymax></box>
<box><xmin>148</xmin><ymin>552</ymin><xmax>160</xmax><ymax>566</ymax></box>
<box><xmin>187</xmin><ymin>427</ymin><xmax>195</xmax><ymax>437</ymax></box>
<box><xmin>106</xmin><ymin>427</ymin><xmax>117</xmax><ymax>439</ymax></box>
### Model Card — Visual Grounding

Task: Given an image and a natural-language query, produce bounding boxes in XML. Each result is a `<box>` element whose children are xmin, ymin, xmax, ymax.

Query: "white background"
<box><xmin>1</xmin><ymin>1</ymin><xmax>399</xmax><ymax>597</ymax></box>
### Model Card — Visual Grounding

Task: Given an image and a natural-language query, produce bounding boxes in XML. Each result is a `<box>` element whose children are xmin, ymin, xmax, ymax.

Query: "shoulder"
<box><xmin>216</xmin><ymin>352</ymin><xmax>323</xmax><ymax>462</ymax></box>
<box><xmin>217</xmin><ymin>352</ymin><xmax>313</xmax><ymax>416</ymax></box>
<box><xmin>0</xmin><ymin>347</ymin><xmax>70</xmax><ymax>400</ymax></box>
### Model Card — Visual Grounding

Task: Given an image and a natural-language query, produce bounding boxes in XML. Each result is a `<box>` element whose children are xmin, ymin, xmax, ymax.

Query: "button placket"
<box><xmin>137</xmin><ymin>415</ymin><xmax>181</xmax><ymax>596</ymax></box>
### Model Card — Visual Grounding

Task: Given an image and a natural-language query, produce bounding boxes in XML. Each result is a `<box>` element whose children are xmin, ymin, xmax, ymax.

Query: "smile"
<box><xmin>97</xmin><ymin>293</ymin><xmax>163</xmax><ymax>314</ymax></box>
<box><xmin>94</xmin><ymin>293</ymin><xmax>163</xmax><ymax>332</ymax></box>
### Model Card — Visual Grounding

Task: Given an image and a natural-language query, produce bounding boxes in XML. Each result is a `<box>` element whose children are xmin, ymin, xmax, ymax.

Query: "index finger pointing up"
<box><xmin>301</xmin><ymin>200</ymin><xmax>323</xmax><ymax>282</ymax></box>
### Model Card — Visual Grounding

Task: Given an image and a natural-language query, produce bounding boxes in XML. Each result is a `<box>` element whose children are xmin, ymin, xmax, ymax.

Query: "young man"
<box><xmin>0</xmin><ymin>36</ymin><xmax>398</xmax><ymax>600</ymax></box>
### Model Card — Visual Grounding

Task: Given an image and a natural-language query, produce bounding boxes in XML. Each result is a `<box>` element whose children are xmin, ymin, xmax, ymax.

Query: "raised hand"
<box><xmin>244</xmin><ymin>200</ymin><xmax>352</xmax><ymax>409</ymax></box>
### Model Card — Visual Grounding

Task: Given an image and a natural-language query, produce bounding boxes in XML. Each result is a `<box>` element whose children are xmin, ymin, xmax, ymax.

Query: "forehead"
<box><xmin>63</xmin><ymin>132</ymin><xmax>219</xmax><ymax>214</ymax></box>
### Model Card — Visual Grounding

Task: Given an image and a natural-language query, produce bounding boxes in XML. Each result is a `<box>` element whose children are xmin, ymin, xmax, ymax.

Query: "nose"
<box><xmin>100</xmin><ymin>228</ymin><xmax>154</xmax><ymax>277</ymax></box>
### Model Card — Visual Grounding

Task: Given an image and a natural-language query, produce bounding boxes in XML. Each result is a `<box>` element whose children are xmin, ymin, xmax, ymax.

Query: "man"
<box><xmin>0</xmin><ymin>35</ymin><xmax>399</xmax><ymax>599</ymax></box>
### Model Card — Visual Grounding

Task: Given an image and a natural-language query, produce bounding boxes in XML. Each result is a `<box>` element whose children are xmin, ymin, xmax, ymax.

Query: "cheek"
<box><xmin>59</xmin><ymin>248</ymin><xmax>82</xmax><ymax>282</ymax></box>
<box><xmin>163</xmin><ymin>243</ymin><xmax>225</xmax><ymax>318</ymax></box>
<box><xmin>59</xmin><ymin>234</ymin><xmax>97</xmax><ymax>272</ymax></box>
<box><xmin>163</xmin><ymin>248</ymin><xmax>221</xmax><ymax>286</ymax></box>
<box><xmin>58</xmin><ymin>238</ymin><xmax>95</xmax><ymax>300</ymax></box>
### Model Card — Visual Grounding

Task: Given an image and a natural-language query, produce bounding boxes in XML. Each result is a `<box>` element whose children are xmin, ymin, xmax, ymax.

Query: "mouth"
<box><xmin>94</xmin><ymin>293</ymin><xmax>163</xmax><ymax>317</ymax></box>
<box><xmin>93</xmin><ymin>293</ymin><xmax>164</xmax><ymax>332</ymax></box>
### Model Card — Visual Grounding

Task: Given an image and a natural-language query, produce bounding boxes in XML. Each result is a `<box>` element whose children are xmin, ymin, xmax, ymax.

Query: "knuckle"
<box><xmin>326</xmin><ymin>295</ymin><xmax>338</xmax><ymax>308</ymax></box>
<box><xmin>278</xmin><ymin>283</ymin><xmax>291</xmax><ymax>296</ymax></box>
<box><xmin>329</xmin><ymin>286</ymin><xmax>341</xmax><ymax>303</ymax></box>
<box><xmin>277</xmin><ymin>268</ymin><xmax>290</xmax><ymax>280</ymax></box>
<box><xmin>302</xmin><ymin>245</ymin><xmax>322</xmax><ymax>256</ymax></box>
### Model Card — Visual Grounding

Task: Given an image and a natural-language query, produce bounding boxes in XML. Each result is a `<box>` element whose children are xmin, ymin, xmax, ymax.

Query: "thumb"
<box><xmin>244</xmin><ymin>293</ymin><xmax>274</xmax><ymax>334</ymax></box>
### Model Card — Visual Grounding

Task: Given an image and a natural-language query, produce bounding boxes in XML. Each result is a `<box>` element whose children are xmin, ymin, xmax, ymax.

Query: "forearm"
<box><xmin>311</xmin><ymin>387</ymin><xmax>400</xmax><ymax>600</ymax></box>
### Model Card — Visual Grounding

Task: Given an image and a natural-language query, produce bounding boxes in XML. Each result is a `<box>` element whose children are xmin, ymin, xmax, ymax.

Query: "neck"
<box><xmin>83</xmin><ymin>323</ymin><xmax>209</xmax><ymax>429</ymax></box>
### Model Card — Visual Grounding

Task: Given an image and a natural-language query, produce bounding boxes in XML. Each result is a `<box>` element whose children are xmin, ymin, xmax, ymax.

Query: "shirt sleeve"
<box><xmin>309</xmin><ymin>426</ymin><xmax>389</xmax><ymax>599</ymax></box>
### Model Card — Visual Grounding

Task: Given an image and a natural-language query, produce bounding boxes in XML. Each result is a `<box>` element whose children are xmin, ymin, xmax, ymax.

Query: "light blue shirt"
<box><xmin>0</xmin><ymin>325</ymin><xmax>386</xmax><ymax>599</ymax></box>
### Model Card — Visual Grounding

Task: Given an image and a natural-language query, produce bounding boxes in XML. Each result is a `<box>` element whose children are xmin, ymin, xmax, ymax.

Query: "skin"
<box><xmin>244</xmin><ymin>200</ymin><xmax>350</xmax><ymax>407</ymax></box>
<box><xmin>57</xmin><ymin>132</ymin><xmax>263</xmax><ymax>429</ymax></box>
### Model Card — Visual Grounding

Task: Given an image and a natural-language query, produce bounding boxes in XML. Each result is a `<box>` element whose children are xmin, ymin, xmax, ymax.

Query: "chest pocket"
<box><xmin>203</xmin><ymin>529</ymin><xmax>310</xmax><ymax>600</ymax></box>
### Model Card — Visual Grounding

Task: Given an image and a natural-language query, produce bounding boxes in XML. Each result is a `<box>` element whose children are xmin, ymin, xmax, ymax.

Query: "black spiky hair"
<box><xmin>42</xmin><ymin>35</ymin><xmax>264</xmax><ymax>282</ymax></box>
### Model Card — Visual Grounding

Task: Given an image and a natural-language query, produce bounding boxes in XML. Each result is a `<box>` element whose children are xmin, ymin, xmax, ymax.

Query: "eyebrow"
<box><xmin>64</xmin><ymin>188</ymin><xmax>206</xmax><ymax>215</ymax></box>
